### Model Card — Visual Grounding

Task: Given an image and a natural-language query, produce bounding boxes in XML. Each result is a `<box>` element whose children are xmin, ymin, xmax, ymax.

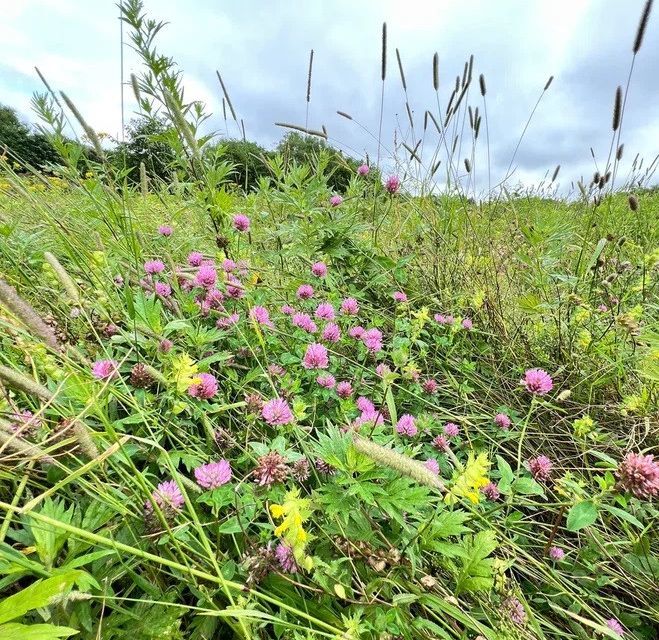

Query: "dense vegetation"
<box><xmin>0</xmin><ymin>1</ymin><xmax>657</xmax><ymax>639</ymax></box>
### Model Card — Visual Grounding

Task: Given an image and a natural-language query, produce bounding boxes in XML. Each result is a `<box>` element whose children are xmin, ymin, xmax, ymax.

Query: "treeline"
<box><xmin>0</xmin><ymin>104</ymin><xmax>371</xmax><ymax>193</ymax></box>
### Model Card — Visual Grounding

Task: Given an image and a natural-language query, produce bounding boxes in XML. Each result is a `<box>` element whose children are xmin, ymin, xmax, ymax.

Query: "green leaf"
<box><xmin>0</xmin><ymin>571</ymin><xmax>82</xmax><ymax>624</ymax></box>
<box><xmin>454</xmin><ymin>530</ymin><xmax>497</xmax><ymax>594</ymax></box>
<box><xmin>0</xmin><ymin>623</ymin><xmax>79</xmax><ymax>639</ymax></box>
<box><xmin>385</xmin><ymin>386</ymin><xmax>397</xmax><ymax>427</ymax></box>
<box><xmin>566</xmin><ymin>501</ymin><xmax>599</xmax><ymax>531</ymax></box>
<box><xmin>428</xmin><ymin>509</ymin><xmax>471</xmax><ymax>540</ymax></box>
<box><xmin>496</xmin><ymin>456</ymin><xmax>514</xmax><ymax>493</ymax></box>
<box><xmin>511</xmin><ymin>477</ymin><xmax>545</xmax><ymax>496</ymax></box>
<box><xmin>601</xmin><ymin>504</ymin><xmax>644</xmax><ymax>530</ymax></box>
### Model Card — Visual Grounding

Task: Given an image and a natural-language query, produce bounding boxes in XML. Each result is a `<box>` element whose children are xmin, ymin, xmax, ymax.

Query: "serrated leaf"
<box><xmin>454</xmin><ymin>530</ymin><xmax>497</xmax><ymax>594</ymax></box>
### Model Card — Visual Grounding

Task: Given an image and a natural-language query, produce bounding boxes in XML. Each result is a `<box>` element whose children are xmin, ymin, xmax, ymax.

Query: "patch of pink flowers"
<box><xmin>187</xmin><ymin>251</ymin><xmax>203</xmax><ymax>267</ymax></box>
<box><xmin>322</xmin><ymin>322</ymin><xmax>341</xmax><ymax>342</ymax></box>
<box><xmin>315</xmin><ymin>302</ymin><xmax>335</xmax><ymax>320</ymax></box>
<box><xmin>336</xmin><ymin>381</ymin><xmax>353</xmax><ymax>398</ymax></box>
<box><xmin>548</xmin><ymin>546</ymin><xmax>565</xmax><ymax>561</ymax></box>
<box><xmin>482</xmin><ymin>482</ymin><xmax>500</xmax><ymax>501</ymax></box>
<box><xmin>275</xmin><ymin>543</ymin><xmax>298</xmax><ymax>572</ymax></box>
<box><xmin>316</xmin><ymin>374</ymin><xmax>336</xmax><ymax>389</ymax></box>
<box><xmin>217</xmin><ymin>312</ymin><xmax>239</xmax><ymax>329</ymax></box>
<box><xmin>188</xmin><ymin>373</ymin><xmax>218</xmax><ymax>399</ymax></box>
<box><xmin>158</xmin><ymin>225</ymin><xmax>173</xmax><ymax>236</ymax></box>
<box><xmin>311</xmin><ymin>261</ymin><xmax>328</xmax><ymax>277</ymax></box>
<box><xmin>233</xmin><ymin>214</ymin><xmax>250</xmax><ymax>232</ymax></box>
<box><xmin>606</xmin><ymin>619</ymin><xmax>624</xmax><ymax>636</ymax></box>
<box><xmin>329</xmin><ymin>195</ymin><xmax>343</xmax><ymax>207</ymax></box>
<box><xmin>527</xmin><ymin>455</ymin><xmax>553</xmax><ymax>481</ymax></box>
<box><xmin>443</xmin><ymin>422</ymin><xmax>459</xmax><ymax>437</ymax></box>
<box><xmin>92</xmin><ymin>359</ymin><xmax>119</xmax><ymax>381</ymax></box>
<box><xmin>302</xmin><ymin>343</ymin><xmax>329</xmax><ymax>369</ymax></box>
<box><xmin>296</xmin><ymin>284</ymin><xmax>314</xmax><ymax>299</ymax></box>
<box><xmin>155</xmin><ymin>282</ymin><xmax>171</xmax><ymax>297</ymax></box>
<box><xmin>292</xmin><ymin>312</ymin><xmax>317</xmax><ymax>333</ymax></box>
<box><xmin>432</xmin><ymin>435</ymin><xmax>449</xmax><ymax>450</ymax></box>
<box><xmin>385</xmin><ymin>175</ymin><xmax>401</xmax><ymax>194</ymax></box>
<box><xmin>144</xmin><ymin>259</ymin><xmax>165</xmax><ymax>275</ymax></box>
<box><xmin>461</xmin><ymin>317</ymin><xmax>473</xmax><ymax>330</ymax></box>
<box><xmin>262</xmin><ymin>397</ymin><xmax>294</xmax><ymax>426</ymax></box>
<box><xmin>251</xmin><ymin>306</ymin><xmax>274</xmax><ymax>328</ymax></box>
<box><xmin>340</xmin><ymin>297</ymin><xmax>359</xmax><ymax>315</ymax></box>
<box><xmin>349</xmin><ymin>326</ymin><xmax>365</xmax><ymax>339</ymax></box>
<box><xmin>194</xmin><ymin>460</ymin><xmax>232</xmax><ymax>489</ymax></box>
<box><xmin>376</xmin><ymin>363</ymin><xmax>391</xmax><ymax>378</ymax></box>
<box><xmin>281</xmin><ymin>304</ymin><xmax>296</xmax><ymax>315</ymax></box>
<box><xmin>145</xmin><ymin>480</ymin><xmax>185</xmax><ymax>513</ymax></box>
<box><xmin>194</xmin><ymin>264</ymin><xmax>217</xmax><ymax>289</ymax></box>
<box><xmin>494</xmin><ymin>413</ymin><xmax>512</xmax><ymax>429</ymax></box>
<box><xmin>522</xmin><ymin>368</ymin><xmax>553</xmax><ymax>395</ymax></box>
<box><xmin>396</xmin><ymin>414</ymin><xmax>418</xmax><ymax>437</ymax></box>
<box><xmin>616</xmin><ymin>452</ymin><xmax>659</xmax><ymax>499</ymax></box>
<box><xmin>222</xmin><ymin>258</ymin><xmax>236</xmax><ymax>272</ymax></box>
<box><xmin>393</xmin><ymin>291</ymin><xmax>408</xmax><ymax>303</ymax></box>
<box><xmin>362</xmin><ymin>328</ymin><xmax>383</xmax><ymax>353</ymax></box>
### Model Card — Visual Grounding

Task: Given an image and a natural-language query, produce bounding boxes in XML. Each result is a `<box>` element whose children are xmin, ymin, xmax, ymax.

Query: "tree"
<box><xmin>216</xmin><ymin>139</ymin><xmax>269</xmax><ymax>191</ymax></box>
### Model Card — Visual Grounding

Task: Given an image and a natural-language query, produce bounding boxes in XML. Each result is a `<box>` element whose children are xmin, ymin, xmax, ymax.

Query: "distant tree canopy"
<box><xmin>0</xmin><ymin>105</ymin><xmax>60</xmax><ymax>171</ymax></box>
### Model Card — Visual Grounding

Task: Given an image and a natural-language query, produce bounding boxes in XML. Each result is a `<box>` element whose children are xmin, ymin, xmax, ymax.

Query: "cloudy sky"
<box><xmin>2</xmin><ymin>0</ymin><xmax>657</xmax><ymax>193</ymax></box>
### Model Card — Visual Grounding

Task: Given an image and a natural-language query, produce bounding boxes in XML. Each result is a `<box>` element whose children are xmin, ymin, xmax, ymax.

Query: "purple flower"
<box><xmin>315</xmin><ymin>302</ymin><xmax>335</xmax><ymax>320</ymax></box>
<box><xmin>188</xmin><ymin>373</ymin><xmax>218</xmax><ymax>399</ymax></box>
<box><xmin>311</xmin><ymin>261</ymin><xmax>328</xmax><ymax>277</ymax></box>
<box><xmin>233</xmin><ymin>214</ymin><xmax>250</xmax><ymax>232</ymax></box>
<box><xmin>356</xmin><ymin>396</ymin><xmax>375</xmax><ymax>413</ymax></box>
<box><xmin>349</xmin><ymin>326</ymin><xmax>365</xmax><ymax>339</ymax></box>
<box><xmin>144</xmin><ymin>259</ymin><xmax>165</xmax><ymax>275</ymax></box>
<box><xmin>187</xmin><ymin>251</ymin><xmax>204</xmax><ymax>266</ymax></box>
<box><xmin>194</xmin><ymin>265</ymin><xmax>217</xmax><ymax>289</ymax></box>
<box><xmin>92</xmin><ymin>359</ymin><xmax>119</xmax><ymax>380</ymax></box>
<box><xmin>425</xmin><ymin>458</ymin><xmax>440</xmax><ymax>474</ymax></box>
<box><xmin>254</xmin><ymin>451</ymin><xmax>290</xmax><ymax>486</ymax></box>
<box><xmin>482</xmin><ymin>482</ymin><xmax>500</xmax><ymax>501</ymax></box>
<box><xmin>159</xmin><ymin>338</ymin><xmax>173</xmax><ymax>353</ymax></box>
<box><xmin>222</xmin><ymin>258</ymin><xmax>237</xmax><ymax>272</ymax></box>
<box><xmin>296</xmin><ymin>284</ymin><xmax>314</xmax><ymax>299</ymax></box>
<box><xmin>494</xmin><ymin>413</ymin><xmax>511</xmax><ymax>430</ymax></box>
<box><xmin>146</xmin><ymin>480</ymin><xmax>185</xmax><ymax>513</ymax></box>
<box><xmin>443</xmin><ymin>422</ymin><xmax>459</xmax><ymax>437</ymax></box>
<box><xmin>194</xmin><ymin>460</ymin><xmax>232</xmax><ymax>489</ymax></box>
<box><xmin>155</xmin><ymin>282</ymin><xmax>172</xmax><ymax>297</ymax></box>
<box><xmin>217</xmin><ymin>312</ymin><xmax>240</xmax><ymax>329</ymax></box>
<box><xmin>268</xmin><ymin>363</ymin><xmax>286</xmax><ymax>377</ymax></box>
<box><xmin>362</xmin><ymin>328</ymin><xmax>383</xmax><ymax>353</ymax></box>
<box><xmin>393</xmin><ymin>291</ymin><xmax>408</xmax><ymax>303</ymax></box>
<box><xmin>375</xmin><ymin>363</ymin><xmax>391</xmax><ymax>378</ymax></box>
<box><xmin>340</xmin><ymin>297</ymin><xmax>359</xmax><ymax>315</ymax></box>
<box><xmin>384</xmin><ymin>175</ymin><xmax>401</xmax><ymax>194</ymax></box>
<box><xmin>336</xmin><ymin>381</ymin><xmax>353</xmax><ymax>398</ymax></box>
<box><xmin>329</xmin><ymin>195</ymin><xmax>343</xmax><ymax>207</ymax></box>
<box><xmin>522</xmin><ymin>368</ymin><xmax>553</xmax><ymax>395</ymax></box>
<box><xmin>422</xmin><ymin>379</ymin><xmax>438</xmax><ymax>394</ymax></box>
<box><xmin>226</xmin><ymin>276</ymin><xmax>244</xmax><ymax>298</ymax></box>
<box><xmin>606</xmin><ymin>619</ymin><xmax>624</xmax><ymax>636</ymax></box>
<box><xmin>158</xmin><ymin>225</ymin><xmax>173</xmax><ymax>236</ymax></box>
<box><xmin>262</xmin><ymin>397</ymin><xmax>294</xmax><ymax>426</ymax></box>
<box><xmin>317</xmin><ymin>374</ymin><xmax>336</xmax><ymax>389</ymax></box>
<box><xmin>616</xmin><ymin>452</ymin><xmax>659</xmax><ymax>499</ymax></box>
<box><xmin>275</xmin><ymin>543</ymin><xmax>298</xmax><ymax>572</ymax></box>
<box><xmin>292</xmin><ymin>312</ymin><xmax>317</xmax><ymax>333</ymax></box>
<box><xmin>461</xmin><ymin>317</ymin><xmax>473</xmax><ymax>330</ymax></box>
<box><xmin>303</xmin><ymin>343</ymin><xmax>329</xmax><ymax>369</ymax></box>
<box><xmin>503</xmin><ymin>597</ymin><xmax>526</xmax><ymax>627</ymax></box>
<box><xmin>548</xmin><ymin>546</ymin><xmax>565</xmax><ymax>561</ymax></box>
<box><xmin>527</xmin><ymin>455</ymin><xmax>553</xmax><ymax>481</ymax></box>
<box><xmin>322</xmin><ymin>322</ymin><xmax>341</xmax><ymax>343</ymax></box>
<box><xmin>396</xmin><ymin>414</ymin><xmax>417</xmax><ymax>437</ymax></box>
<box><xmin>281</xmin><ymin>304</ymin><xmax>296</xmax><ymax>315</ymax></box>
<box><xmin>357</xmin><ymin>163</ymin><xmax>370</xmax><ymax>176</ymax></box>
<box><xmin>432</xmin><ymin>435</ymin><xmax>449</xmax><ymax>451</ymax></box>
<box><xmin>251</xmin><ymin>305</ymin><xmax>274</xmax><ymax>328</ymax></box>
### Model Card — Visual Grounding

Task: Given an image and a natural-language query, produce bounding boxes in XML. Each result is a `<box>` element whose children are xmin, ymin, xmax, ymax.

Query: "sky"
<box><xmin>1</xmin><ymin>0</ymin><xmax>658</xmax><ymax>193</ymax></box>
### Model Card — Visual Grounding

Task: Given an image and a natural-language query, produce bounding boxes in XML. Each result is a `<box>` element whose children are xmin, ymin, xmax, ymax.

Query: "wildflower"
<box><xmin>187</xmin><ymin>251</ymin><xmax>204</xmax><ymax>266</ymax></box>
<box><xmin>251</xmin><ymin>305</ymin><xmax>274</xmax><ymax>328</ymax></box>
<box><xmin>349</xmin><ymin>325</ymin><xmax>365</xmax><ymax>338</ymax></box>
<box><xmin>336</xmin><ymin>381</ymin><xmax>353</xmax><ymax>398</ymax></box>
<box><xmin>393</xmin><ymin>291</ymin><xmax>408</xmax><ymax>303</ymax></box>
<box><xmin>422</xmin><ymin>379</ymin><xmax>438</xmax><ymax>394</ymax></box>
<box><xmin>357</xmin><ymin>163</ymin><xmax>370</xmax><ymax>176</ymax></box>
<box><xmin>291</xmin><ymin>458</ymin><xmax>310</xmax><ymax>481</ymax></box>
<box><xmin>322</xmin><ymin>322</ymin><xmax>341</xmax><ymax>342</ymax></box>
<box><xmin>159</xmin><ymin>338</ymin><xmax>173</xmax><ymax>353</ymax></box>
<box><xmin>548</xmin><ymin>546</ymin><xmax>565</xmax><ymax>561</ymax></box>
<box><xmin>315</xmin><ymin>458</ymin><xmax>336</xmax><ymax>475</ymax></box>
<box><xmin>222</xmin><ymin>258</ymin><xmax>237</xmax><ymax>272</ymax></box>
<box><xmin>292</xmin><ymin>312</ymin><xmax>317</xmax><ymax>333</ymax></box>
<box><xmin>606</xmin><ymin>618</ymin><xmax>624</xmax><ymax>636</ymax></box>
<box><xmin>527</xmin><ymin>455</ymin><xmax>553</xmax><ymax>481</ymax></box>
<box><xmin>494</xmin><ymin>413</ymin><xmax>511</xmax><ymax>430</ymax></box>
<box><xmin>144</xmin><ymin>259</ymin><xmax>165</xmax><ymax>274</ymax></box>
<box><xmin>385</xmin><ymin>175</ymin><xmax>401</xmax><ymax>194</ymax></box>
<box><xmin>444</xmin><ymin>422</ymin><xmax>459</xmax><ymax>437</ymax></box>
<box><xmin>194</xmin><ymin>460</ymin><xmax>232</xmax><ymax>489</ymax></box>
<box><xmin>217</xmin><ymin>313</ymin><xmax>239</xmax><ymax>329</ymax></box>
<box><xmin>433</xmin><ymin>435</ymin><xmax>449</xmax><ymax>451</ymax></box>
<box><xmin>9</xmin><ymin>410</ymin><xmax>41</xmax><ymax>436</ymax></box>
<box><xmin>315</xmin><ymin>302</ymin><xmax>335</xmax><ymax>320</ymax></box>
<box><xmin>226</xmin><ymin>277</ymin><xmax>244</xmax><ymax>298</ymax></box>
<box><xmin>598</xmin><ymin>304</ymin><xmax>609</xmax><ymax>312</ymax></box>
<box><xmin>446</xmin><ymin>452</ymin><xmax>490</xmax><ymax>504</ymax></box>
<box><xmin>92</xmin><ymin>359</ymin><xmax>119</xmax><ymax>380</ymax></box>
<box><xmin>482</xmin><ymin>482</ymin><xmax>500</xmax><ymax>501</ymax></box>
<box><xmin>341</xmin><ymin>297</ymin><xmax>359</xmax><ymax>315</ymax></box>
<box><xmin>461</xmin><ymin>317</ymin><xmax>473</xmax><ymax>330</ymax></box>
<box><xmin>329</xmin><ymin>194</ymin><xmax>343</xmax><ymax>207</ymax></box>
<box><xmin>296</xmin><ymin>284</ymin><xmax>314</xmax><ymax>299</ymax></box>
<box><xmin>202</xmin><ymin>288</ymin><xmax>224</xmax><ymax>313</ymax></box>
<box><xmin>362</xmin><ymin>328</ymin><xmax>383</xmax><ymax>353</ymax></box>
<box><xmin>233</xmin><ymin>214</ymin><xmax>250</xmax><ymax>232</ymax></box>
<box><xmin>262</xmin><ymin>397</ymin><xmax>294</xmax><ymax>425</ymax></box>
<box><xmin>303</xmin><ymin>343</ymin><xmax>329</xmax><ymax>369</ymax></box>
<box><xmin>425</xmin><ymin>458</ymin><xmax>440</xmax><ymax>474</ymax></box>
<box><xmin>376</xmin><ymin>363</ymin><xmax>391</xmax><ymax>377</ymax></box>
<box><xmin>317</xmin><ymin>374</ymin><xmax>336</xmax><ymax>389</ymax></box>
<box><xmin>281</xmin><ymin>304</ymin><xmax>295</xmax><ymax>315</ymax></box>
<box><xmin>188</xmin><ymin>372</ymin><xmax>218</xmax><ymax>399</ymax></box>
<box><xmin>254</xmin><ymin>451</ymin><xmax>290</xmax><ymax>486</ymax></box>
<box><xmin>269</xmin><ymin>488</ymin><xmax>312</xmax><ymax>557</ymax></box>
<box><xmin>194</xmin><ymin>264</ymin><xmax>217</xmax><ymax>289</ymax></box>
<box><xmin>434</xmin><ymin>313</ymin><xmax>446</xmax><ymax>324</ymax></box>
<box><xmin>158</xmin><ymin>225</ymin><xmax>173</xmax><ymax>236</ymax></box>
<box><xmin>113</xmin><ymin>274</ymin><xmax>124</xmax><ymax>286</ymax></box>
<box><xmin>502</xmin><ymin>596</ymin><xmax>526</xmax><ymax>626</ymax></box>
<box><xmin>130</xmin><ymin>363</ymin><xmax>156</xmax><ymax>388</ymax></box>
<box><xmin>245</xmin><ymin>393</ymin><xmax>264</xmax><ymax>414</ymax></box>
<box><xmin>522</xmin><ymin>368</ymin><xmax>553</xmax><ymax>395</ymax></box>
<box><xmin>396</xmin><ymin>414</ymin><xmax>418</xmax><ymax>437</ymax></box>
<box><xmin>312</xmin><ymin>261</ymin><xmax>327</xmax><ymax>277</ymax></box>
<box><xmin>275</xmin><ymin>543</ymin><xmax>298</xmax><ymax>572</ymax></box>
<box><xmin>268</xmin><ymin>363</ymin><xmax>286</xmax><ymax>377</ymax></box>
<box><xmin>357</xmin><ymin>396</ymin><xmax>375</xmax><ymax>413</ymax></box>
<box><xmin>615</xmin><ymin>452</ymin><xmax>659</xmax><ymax>499</ymax></box>
<box><xmin>145</xmin><ymin>480</ymin><xmax>185</xmax><ymax>513</ymax></box>
<box><xmin>154</xmin><ymin>282</ymin><xmax>171</xmax><ymax>297</ymax></box>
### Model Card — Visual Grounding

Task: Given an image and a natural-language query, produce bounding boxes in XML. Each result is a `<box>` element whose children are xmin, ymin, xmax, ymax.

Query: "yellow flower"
<box><xmin>269</xmin><ymin>488</ymin><xmax>312</xmax><ymax>555</ymax></box>
<box><xmin>169</xmin><ymin>353</ymin><xmax>199</xmax><ymax>393</ymax></box>
<box><xmin>445</xmin><ymin>452</ymin><xmax>490</xmax><ymax>505</ymax></box>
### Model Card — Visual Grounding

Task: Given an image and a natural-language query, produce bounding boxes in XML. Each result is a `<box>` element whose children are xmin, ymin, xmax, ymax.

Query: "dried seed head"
<box><xmin>381</xmin><ymin>23</ymin><xmax>387</xmax><ymax>81</ymax></box>
<box><xmin>395</xmin><ymin>48</ymin><xmax>407</xmax><ymax>91</ymax></box>
<box><xmin>433</xmin><ymin>53</ymin><xmax>439</xmax><ymax>90</ymax></box>
<box><xmin>544</xmin><ymin>75</ymin><xmax>554</xmax><ymax>91</ymax></box>
<box><xmin>633</xmin><ymin>0</ymin><xmax>653</xmax><ymax>54</ymax></box>
<box><xmin>306</xmin><ymin>49</ymin><xmax>314</xmax><ymax>103</ymax></box>
<box><xmin>130</xmin><ymin>73</ymin><xmax>141</xmax><ymax>104</ymax></box>
<box><xmin>479</xmin><ymin>73</ymin><xmax>487</xmax><ymax>96</ymax></box>
<box><xmin>464</xmin><ymin>158</ymin><xmax>472</xmax><ymax>173</ymax></box>
<box><xmin>612</xmin><ymin>86</ymin><xmax>623</xmax><ymax>131</ymax></box>
<box><xmin>216</xmin><ymin>70</ymin><xmax>237</xmax><ymax>122</ymax></box>
<box><xmin>336</xmin><ymin>110</ymin><xmax>353</xmax><ymax>120</ymax></box>
<box><xmin>628</xmin><ymin>195</ymin><xmax>639</xmax><ymax>211</ymax></box>
<box><xmin>616</xmin><ymin>144</ymin><xmax>624</xmax><ymax>160</ymax></box>
<box><xmin>551</xmin><ymin>165</ymin><xmax>561</xmax><ymax>182</ymax></box>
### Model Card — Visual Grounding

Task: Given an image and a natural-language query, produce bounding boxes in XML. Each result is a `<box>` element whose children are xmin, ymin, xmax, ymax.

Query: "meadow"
<box><xmin>0</xmin><ymin>1</ymin><xmax>657</xmax><ymax>639</ymax></box>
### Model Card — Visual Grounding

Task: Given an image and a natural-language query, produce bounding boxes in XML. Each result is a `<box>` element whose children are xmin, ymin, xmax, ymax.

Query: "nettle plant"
<box><xmin>1</xmin><ymin>204</ymin><xmax>657</xmax><ymax>638</ymax></box>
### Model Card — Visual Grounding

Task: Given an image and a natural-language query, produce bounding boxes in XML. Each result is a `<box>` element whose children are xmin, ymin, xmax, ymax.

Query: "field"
<box><xmin>0</xmin><ymin>1</ymin><xmax>658</xmax><ymax>639</ymax></box>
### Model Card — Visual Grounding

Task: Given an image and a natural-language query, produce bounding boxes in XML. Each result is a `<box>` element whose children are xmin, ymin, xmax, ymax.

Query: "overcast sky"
<box><xmin>1</xmin><ymin>0</ymin><xmax>657</xmax><ymax>193</ymax></box>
